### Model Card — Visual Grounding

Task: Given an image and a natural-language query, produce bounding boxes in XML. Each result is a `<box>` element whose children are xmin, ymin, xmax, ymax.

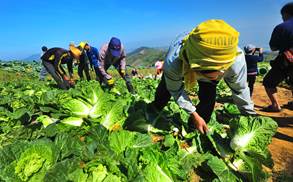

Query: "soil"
<box><xmin>252</xmin><ymin>83</ymin><xmax>293</xmax><ymax>182</ymax></box>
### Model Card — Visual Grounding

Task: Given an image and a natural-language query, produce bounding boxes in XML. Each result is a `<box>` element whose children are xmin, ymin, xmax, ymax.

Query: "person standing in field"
<box><xmin>263</xmin><ymin>2</ymin><xmax>293</xmax><ymax>112</ymax></box>
<box><xmin>41</xmin><ymin>46</ymin><xmax>80</xmax><ymax>90</ymax></box>
<box><xmin>147</xmin><ymin>19</ymin><xmax>256</xmax><ymax>134</ymax></box>
<box><xmin>244</xmin><ymin>44</ymin><xmax>264</xmax><ymax>96</ymax></box>
<box><xmin>98</xmin><ymin>37</ymin><xmax>134</xmax><ymax>93</ymax></box>
<box><xmin>39</xmin><ymin>46</ymin><xmax>48</xmax><ymax>81</ymax></box>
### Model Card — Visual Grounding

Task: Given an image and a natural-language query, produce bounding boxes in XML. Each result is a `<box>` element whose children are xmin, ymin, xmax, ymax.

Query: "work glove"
<box><xmin>107</xmin><ymin>78</ymin><xmax>115</xmax><ymax>86</ymax></box>
<box><xmin>120</xmin><ymin>69</ymin><xmax>126</xmax><ymax>77</ymax></box>
<box><xmin>63</xmin><ymin>75</ymin><xmax>69</xmax><ymax>81</ymax></box>
<box><xmin>69</xmin><ymin>79</ymin><xmax>75</xmax><ymax>86</ymax></box>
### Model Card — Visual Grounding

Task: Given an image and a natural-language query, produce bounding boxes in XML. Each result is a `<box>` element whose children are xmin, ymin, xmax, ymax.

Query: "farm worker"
<box><xmin>263</xmin><ymin>2</ymin><xmax>293</xmax><ymax>112</ymax></box>
<box><xmin>154</xmin><ymin>60</ymin><xmax>164</xmax><ymax>79</ymax></box>
<box><xmin>98</xmin><ymin>37</ymin><xmax>134</xmax><ymax>93</ymax></box>
<box><xmin>72</xmin><ymin>43</ymin><xmax>91</xmax><ymax>81</ymax></box>
<box><xmin>131</xmin><ymin>68</ymin><xmax>143</xmax><ymax>79</ymax></box>
<box><xmin>41</xmin><ymin>46</ymin><xmax>80</xmax><ymax>90</ymax></box>
<box><xmin>244</xmin><ymin>44</ymin><xmax>264</xmax><ymax>96</ymax></box>
<box><xmin>131</xmin><ymin>68</ymin><xmax>138</xmax><ymax>77</ymax></box>
<box><xmin>39</xmin><ymin>46</ymin><xmax>49</xmax><ymax>81</ymax></box>
<box><xmin>79</xmin><ymin>42</ymin><xmax>101</xmax><ymax>81</ymax></box>
<box><xmin>148</xmin><ymin>19</ymin><xmax>256</xmax><ymax>134</ymax></box>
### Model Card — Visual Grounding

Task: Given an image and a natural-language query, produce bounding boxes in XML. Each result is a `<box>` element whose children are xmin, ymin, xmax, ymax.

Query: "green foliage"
<box><xmin>229</xmin><ymin>116</ymin><xmax>278</xmax><ymax>155</ymax></box>
<box><xmin>0</xmin><ymin>65</ymin><xmax>280</xmax><ymax>182</ymax></box>
<box><xmin>0</xmin><ymin>139</ymin><xmax>58</xmax><ymax>181</ymax></box>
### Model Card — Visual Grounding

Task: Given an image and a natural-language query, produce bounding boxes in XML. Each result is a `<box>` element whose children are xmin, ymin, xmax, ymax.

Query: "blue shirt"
<box><xmin>245</xmin><ymin>53</ymin><xmax>263</xmax><ymax>74</ymax></box>
<box><xmin>269</xmin><ymin>18</ymin><xmax>293</xmax><ymax>52</ymax></box>
<box><xmin>86</xmin><ymin>46</ymin><xmax>99</xmax><ymax>67</ymax></box>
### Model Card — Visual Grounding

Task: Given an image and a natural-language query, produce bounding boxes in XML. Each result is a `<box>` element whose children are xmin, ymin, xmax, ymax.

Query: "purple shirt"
<box><xmin>98</xmin><ymin>43</ymin><xmax>126</xmax><ymax>79</ymax></box>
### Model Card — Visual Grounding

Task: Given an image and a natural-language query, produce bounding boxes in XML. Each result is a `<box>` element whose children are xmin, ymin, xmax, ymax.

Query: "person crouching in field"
<box><xmin>148</xmin><ymin>19</ymin><xmax>256</xmax><ymax>134</ymax></box>
<box><xmin>263</xmin><ymin>2</ymin><xmax>293</xmax><ymax>112</ymax></box>
<box><xmin>97</xmin><ymin>37</ymin><xmax>134</xmax><ymax>93</ymax></box>
<box><xmin>41</xmin><ymin>46</ymin><xmax>80</xmax><ymax>90</ymax></box>
<box><xmin>244</xmin><ymin>44</ymin><xmax>264</xmax><ymax>96</ymax></box>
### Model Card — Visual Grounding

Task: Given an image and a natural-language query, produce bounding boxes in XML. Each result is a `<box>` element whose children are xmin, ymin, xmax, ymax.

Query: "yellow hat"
<box><xmin>69</xmin><ymin>45</ymin><xmax>81</xmax><ymax>59</ymax></box>
<box><xmin>179</xmin><ymin>19</ymin><xmax>240</xmax><ymax>71</ymax></box>
<box><xmin>79</xmin><ymin>41</ymin><xmax>88</xmax><ymax>49</ymax></box>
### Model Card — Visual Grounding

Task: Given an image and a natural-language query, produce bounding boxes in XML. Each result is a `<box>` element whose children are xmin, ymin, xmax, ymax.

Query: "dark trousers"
<box><xmin>152</xmin><ymin>76</ymin><xmax>217</xmax><ymax>122</ymax></box>
<box><xmin>247</xmin><ymin>75</ymin><xmax>256</xmax><ymax>96</ymax></box>
<box><xmin>78</xmin><ymin>61</ymin><xmax>91</xmax><ymax>81</ymax></box>
<box><xmin>94</xmin><ymin>67</ymin><xmax>103</xmax><ymax>83</ymax></box>
<box><xmin>263</xmin><ymin>59</ymin><xmax>293</xmax><ymax>89</ymax></box>
<box><xmin>42</xmin><ymin>61</ymin><xmax>70</xmax><ymax>90</ymax></box>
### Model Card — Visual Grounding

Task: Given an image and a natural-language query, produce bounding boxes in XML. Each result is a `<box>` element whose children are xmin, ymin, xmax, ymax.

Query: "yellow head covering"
<box><xmin>180</xmin><ymin>19</ymin><xmax>239</xmax><ymax>71</ymax></box>
<box><xmin>179</xmin><ymin>19</ymin><xmax>240</xmax><ymax>90</ymax></box>
<box><xmin>79</xmin><ymin>41</ymin><xmax>88</xmax><ymax>49</ymax></box>
<box><xmin>69</xmin><ymin>44</ymin><xmax>81</xmax><ymax>59</ymax></box>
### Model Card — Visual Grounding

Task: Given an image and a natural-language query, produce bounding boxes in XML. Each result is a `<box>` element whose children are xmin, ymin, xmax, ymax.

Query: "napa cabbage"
<box><xmin>0</xmin><ymin>139</ymin><xmax>57</xmax><ymax>181</ymax></box>
<box><xmin>229</xmin><ymin>116</ymin><xmax>278</xmax><ymax>154</ymax></box>
<box><xmin>71</xmin><ymin>81</ymin><xmax>104</xmax><ymax>106</ymax></box>
<box><xmin>61</xmin><ymin>117</ymin><xmax>84</xmax><ymax>126</ymax></box>
<box><xmin>100</xmin><ymin>101</ymin><xmax>128</xmax><ymax>130</ymax></box>
<box><xmin>88</xmin><ymin>94</ymin><xmax>111</xmax><ymax>119</ymax></box>
<box><xmin>14</xmin><ymin>139</ymin><xmax>58</xmax><ymax>181</ymax></box>
<box><xmin>62</xmin><ymin>99</ymin><xmax>92</xmax><ymax>118</ymax></box>
<box><xmin>36</xmin><ymin>115</ymin><xmax>58</xmax><ymax>128</ymax></box>
<box><xmin>143</xmin><ymin>163</ymin><xmax>173</xmax><ymax>182</ymax></box>
<box><xmin>228</xmin><ymin>116</ymin><xmax>278</xmax><ymax>182</ymax></box>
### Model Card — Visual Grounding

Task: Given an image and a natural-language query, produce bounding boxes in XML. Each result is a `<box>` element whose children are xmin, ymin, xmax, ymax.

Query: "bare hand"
<box><xmin>191</xmin><ymin>112</ymin><xmax>209</xmax><ymax>134</ymax></box>
<box><xmin>259</xmin><ymin>48</ymin><xmax>263</xmax><ymax>53</ymax></box>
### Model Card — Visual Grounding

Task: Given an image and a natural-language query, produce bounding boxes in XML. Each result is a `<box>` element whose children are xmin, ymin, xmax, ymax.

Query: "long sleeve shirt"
<box><xmin>164</xmin><ymin>35</ymin><xmax>255</xmax><ymax>115</ymax></box>
<box><xmin>245</xmin><ymin>53</ymin><xmax>264</xmax><ymax>75</ymax></box>
<box><xmin>41</xmin><ymin>48</ymin><xmax>73</xmax><ymax>77</ymax></box>
<box><xmin>86</xmin><ymin>46</ymin><xmax>99</xmax><ymax>68</ymax></box>
<box><xmin>98</xmin><ymin>43</ymin><xmax>126</xmax><ymax>79</ymax></box>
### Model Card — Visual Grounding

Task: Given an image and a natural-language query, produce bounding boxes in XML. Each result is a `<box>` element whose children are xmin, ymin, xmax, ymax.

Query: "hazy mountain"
<box><xmin>22</xmin><ymin>54</ymin><xmax>40</xmax><ymax>62</ymax></box>
<box><xmin>127</xmin><ymin>47</ymin><xmax>167</xmax><ymax>68</ymax></box>
<box><xmin>21</xmin><ymin>47</ymin><xmax>167</xmax><ymax>66</ymax></box>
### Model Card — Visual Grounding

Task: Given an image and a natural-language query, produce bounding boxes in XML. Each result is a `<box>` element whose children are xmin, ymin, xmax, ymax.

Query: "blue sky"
<box><xmin>0</xmin><ymin>0</ymin><xmax>291</xmax><ymax>60</ymax></box>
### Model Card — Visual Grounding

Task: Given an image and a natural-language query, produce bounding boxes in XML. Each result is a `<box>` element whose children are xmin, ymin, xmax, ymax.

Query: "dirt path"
<box><xmin>252</xmin><ymin>83</ymin><xmax>293</xmax><ymax>181</ymax></box>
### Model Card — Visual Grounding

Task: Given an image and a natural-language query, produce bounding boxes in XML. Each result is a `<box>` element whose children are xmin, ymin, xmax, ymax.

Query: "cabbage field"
<box><xmin>0</xmin><ymin>61</ymin><xmax>279</xmax><ymax>182</ymax></box>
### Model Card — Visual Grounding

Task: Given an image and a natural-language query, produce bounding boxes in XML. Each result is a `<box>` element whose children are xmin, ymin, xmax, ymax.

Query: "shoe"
<box><xmin>262</xmin><ymin>105</ymin><xmax>282</xmax><ymax>112</ymax></box>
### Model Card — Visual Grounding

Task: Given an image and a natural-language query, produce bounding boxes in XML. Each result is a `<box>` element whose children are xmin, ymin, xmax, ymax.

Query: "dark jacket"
<box><xmin>41</xmin><ymin>48</ymin><xmax>73</xmax><ymax>77</ymax></box>
<box><xmin>270</xmin><ymin>18</ymin><xmax>293</xmax><ymax>52</ymax></box>
<box><xmin>245</xmin><ymin>53</ymin><xmax>264</xmax><ymax>74</ymax></box>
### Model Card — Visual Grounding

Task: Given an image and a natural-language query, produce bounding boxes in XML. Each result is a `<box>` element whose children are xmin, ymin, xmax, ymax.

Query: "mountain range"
<box><xmin>126</xmin><ymin>47</ymin><xmax>167</xmax><ymax>68</ymax></box>
<box><xmin>22</xmin><ymin>54</ymin><xmax>41</xmax><ymax>62</ymax></box>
